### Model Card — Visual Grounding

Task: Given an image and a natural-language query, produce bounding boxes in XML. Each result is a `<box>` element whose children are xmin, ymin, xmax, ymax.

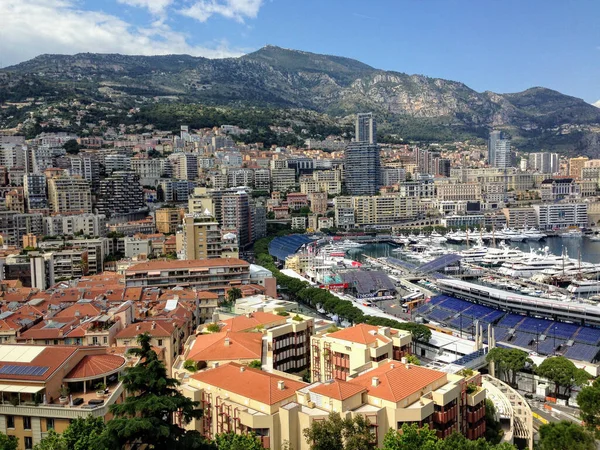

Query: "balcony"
<box><xmin>239</xmin><ymin>409</ymin><xmax>272</xmax><ymax>429</ymax></box>
<box><xmin>433</xmin><ymin>405</ymin><xmax>457</xmax><ymax>424</ymax></box>
<box><xmin>466</xmin><ymin>387</ymin><xmax>486</xmax><ymax>407</ymax></box>
<box><xmin>467</xmin><ymin>405</ymin><xmax>485</xmax><ymax>423</ymax></box>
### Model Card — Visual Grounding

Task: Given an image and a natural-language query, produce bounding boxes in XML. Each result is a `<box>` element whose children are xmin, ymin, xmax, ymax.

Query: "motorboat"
<box><xmin>481</xmin><ymin>245</ymin><xmax>524</xmax><ymax>266</ymax></box>
<box><xmin>561</xmin><ymin>229</ymin><xmax>583</xmax><ymax>238</ymax></box>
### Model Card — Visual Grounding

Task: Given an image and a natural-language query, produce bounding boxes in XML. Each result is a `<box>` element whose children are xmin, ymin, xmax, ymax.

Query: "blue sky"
<box><xmin>2</xmin><ymin>0</ymin><xmax>599</xmax><ymax>104</ymax></box>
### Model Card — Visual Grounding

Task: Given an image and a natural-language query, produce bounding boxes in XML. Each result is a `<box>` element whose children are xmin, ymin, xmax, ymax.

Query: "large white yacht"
<box><xmin>567</xmin><ymin>279</ymin><xmax>600</xmax><ymax>294</ymax></box>
<box><xmin>498</xmin><ymin>250</ymin><xmax>569</xmax><ymax>278</ymax></box>
<box><xmin>481</xmin><ymin>245</ymin><xmax>524</xmax><ymax>266</ymax></box>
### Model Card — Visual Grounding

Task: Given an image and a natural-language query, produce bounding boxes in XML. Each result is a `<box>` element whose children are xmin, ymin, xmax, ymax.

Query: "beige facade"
<box><xmin>47</xmin><ymin>177</ymin><xmax>92</xmax><ymax>214</ymax></box>
<box><xmin>569</xmin><ymin>156</ymin><xmax>589</xmax><ymax>179</ymax></box>
<box><xmin>502</xmin><ymin>207</ymin><xmax>538</xmax><ymax>228</ymax></box>
<box><xmin>436</xmin><ymin>182</ymin><xmax>482</xmax><ymax>202</ymax></box>
<box><xmin>178</xmin><ymin>214</ymin><xmax>222</xmax><ymax>260</ymax></box>
<box><xmin>349</xmin><ymin>195</ymin><xmax>415</xmax><ymax>226</ymax></box>
<box><xmin>155</xmin><ymin>207</ymin><xmax>183</xmax><ymax>234</ymax></box>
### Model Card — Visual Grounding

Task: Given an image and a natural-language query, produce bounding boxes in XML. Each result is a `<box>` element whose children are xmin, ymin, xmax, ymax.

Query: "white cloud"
<box><xmin>0</xmin><ymin>0</ymin><xmax>248</xmax><ymax>67</ymax></box>
<box><xmin>116</xmin><ymin>0</ymin><xmax>174</xmax><ymax>16</ymax></box>
<box><xmin>180</xmin><ymin>0</ymin><xmax>263</xmax><ymax>23</ymax></box>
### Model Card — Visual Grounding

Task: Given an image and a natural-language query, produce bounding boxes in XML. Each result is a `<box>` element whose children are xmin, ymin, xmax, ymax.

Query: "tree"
<box><xmin>303</xmin><ymin>412</ymin><xmax>375</xmax><ymax>450</ymax></box>
<box><xmin>382</xmin><ymin>424</ymin><xmax>437</xmax><ymax>450</ymax></box>
<box><xmin>537</xmin><ymin>421</ymin><xmax>596</xmax><ymax>450</ymax></box>
<box><xmin>61</xmin><ymin>416</ymin><xmax>105</xmax><ymax>450</ymax></box>
<box><xmin>406</xmin><ymin>354</ymin><xmax>421</xmax><ymax>365</ymax></box>
<box><xmin>0</xmin><ymin>432</ymin><xmax>18</xmax><ymax>450</ymax></box>
<box><xmin>215</xmin><ymin>432</ymin><xmax>263</xmax><ymax>450</ymax></box>
<box><xmin>486</xmin><ymin>347</ymin><xmax>532</xmax><ymax>386</ymax></box>
<box><xmin>33</xmin><ymin>430</ymin><xmax>67</xmax><ymax>450</ymax></box>
<box><xmin>206</xmin><ymin>323</ymin><xmax>221</xmax><ymax>333</ymax></box>
<box><xmin>227</xmin><ymin>287</ymin><xmax>243</xmax><ymax>304</ymax></box>
<box><xmin>248</xmin><ymin>360</ymin><xmax>262</xmax><ymax>370</ymax></box>
<box><xmin>536</xmin><ymin>356</ymin><xmax>590</xmax><ymax>402</ymax></box>
<box><xmin>484</xmin><ymin>399</ymin><xmax>503</xmax><ymax>444</ymax></box>
<box><xmin>63</xmin><ymin>139</ymin><xmax>81</xmax><ymax>155</ymax></box>
<box><xmin>98</xmin><ymin>333</ymin><xmax>207</xmax><ymax>449</ymax></box>
<box><xmin>577</xmin><ymin>377</ymin><xmax>600</xmax><ymax>435</ymax></box>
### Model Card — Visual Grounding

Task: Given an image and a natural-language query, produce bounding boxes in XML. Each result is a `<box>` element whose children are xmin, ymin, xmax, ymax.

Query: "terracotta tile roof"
<box><xmin>191</xmin><ymin>362</ymin><xmax>307</xmax><ymax>405</ymax></box>
<box><xmin>310</xmin><ymin>380</ymin><xmax>367</xmax><ymax>401</ymax></box>
<box><xmin>219</xmin><ymin>312</ymin><xmax>285</xmax><ymax>332</ymax></box>
<box><xmin>18</xmin><ymin>317</ymin><xmax>82</xmax><ymax>341</ymax></box>
<box><xmin>123</xmin><ymin>287</ymin><xmax>143</xmax><ymax>301</ymax></box>
<box><xmin>197</xmin><ymin>291</ymin><xmax>219</xmax><ymax>300</ymax></box>
<box><xmin>115</xmin><ymin>320</ymin><xmax>177</xmax><ymax>339</ymax></box>
<box><xmin>64</xmin><ymin>354</ymin><xmax>126</xmax><ymax>380</ymax></box>
<box><xmin>125</xmin><ymin>258</ymin><xmax>249</xmax><ymax>273</ymax></box>
<box><xmin>54</xmin><ymin>303</ymin><xmax>101</xmax><ymax>319</ymax></box>
<box><xmin>188</xmin><ymin>331</ymin><xmax>262</xmax><ymax>361</ymax></box>
<box><xmin>349</xmin><ymin>361</ymin><xmax>446</xmax><ymax>403</ymax></box>
<box><xmin>50</xmin><ymin>289</ymin><xmax>82</xmax><ymax>302</ymax></box>
<box><xmin>327</xmin><ymin>323</ymin><xmax>391</xmax><ymax>345</ymax></box>
<box><xmin>0</xmin><ymin>346</ymin><xmax>79</xmax><ymax>381</ymax></box>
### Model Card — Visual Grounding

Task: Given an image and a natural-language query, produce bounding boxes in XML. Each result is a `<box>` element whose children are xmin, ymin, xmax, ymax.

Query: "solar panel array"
<box><xmin>0</xmin><ymin>365</ymin><xmax>49</xmax><ymax>376</ymax></box>
<box><xmin>416</xmin><ymin>254</ymin><xmax>463</xmax><ymax>274</ymax></box>
<box><xmin>268</xmin><ymin>235</ymin><xmax>313</xmax><ymax>261</ymax></box>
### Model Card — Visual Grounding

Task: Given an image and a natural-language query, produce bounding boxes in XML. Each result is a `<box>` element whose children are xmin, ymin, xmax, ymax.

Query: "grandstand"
<box><xmin>416</xmin><ymin>294</ymin><xmax>600</xmax><ymax>363</ymax></box>
<box><xmin>268</xmin><ymin>235</ymin><xmax>314</xmax><ymax>262</ymax></box>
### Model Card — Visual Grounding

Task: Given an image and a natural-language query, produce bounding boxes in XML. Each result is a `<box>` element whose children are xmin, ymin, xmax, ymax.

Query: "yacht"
<box><xmin>588</xmin><ymin>234</ymin><xmax>600</xmax><ymax>242</ymax></box>
<box><xmin>500</xmin><ymin>227</ymin><xmax>527</xmax><ymax>242</ymax></box>
<box><xmin>562</xmin><ymin>229</ymin><xmax>583</xmax><ymax>238</ymax></box>
<box><xmin>459</xmin><ymin>241</ymin><xmax>489</xmax><ymax>262</ymax></box>
<box><xmin>521</xmin><ymin>227</ymin><xmax>546</xmax><ymax>241</ymax></box>
<box><xmin>339</xmin><ymin>240</ymin><xmax>365</xmax><ymax>249</ymax></box>
<box><xmin>481</xmin><ymin>245</ymin><xmax>524</xmax><ymax>266</ymax></box>
<box><xmin>498</xmin><ymin>250</ymin><xmax>569</xmax><ymax>278</ymax></box>
<box><xmin>567</xmin><ymin>279</ymin><xmax>600</xmax><ymax>294</ymax></box>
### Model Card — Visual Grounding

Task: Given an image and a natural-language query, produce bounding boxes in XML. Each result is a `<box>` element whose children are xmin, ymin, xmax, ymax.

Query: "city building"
<box><xmin>43</xmin><ymin>213</ymin><xmax>107</xmax><ymax>237</ymax></box>
<box><xmin>308</xmin><ymin>192</ymin><xmax>327</xmax><ymax>214</ymax></box>
<box><xmin>355</xmin><ymin>112</ymin><xmax>376</xmax><ymax>144</ymax></box>
<box><xmin>96</xmin><ymin>171</ymin><xmax>145</xmax><ymax>218</ymax></box>
<box><xmin>155</xmin><ymin>207</ymin><xmax>183</xmax><ymax>234</ymax></box>
<box><xmin>533</xmin><ymin>203</ymin><xmax>588</xmax><ymax>230</ymax></box>
<box><xmin>529</xmin><ymin>152</ymin><xmax>559</xmax><ymax>174</ymax></box>
<box><xmin>488</xmin><ymin>131</ymin><xmax>512</xmax><ymax>168</ymax></box>
<box><xmin>0</xmin><ymin>345</ymin><xmax>133</xmax><ymax>450</ymax></box>
<box><xmin>47</xmin><ymin>177</ymin><xmax>92</xmax><ymax>214</ymax></box>
<box><xmin>130</xmin><ymin>158</ymin><xmax>167</xmax><ymax>187</ymax></box>
<box><xmin>538</xmin><ymin>178</ymin><xmax>579</xmax><ymax>201</ymax></box>
<box><xmin>182</xmin><ymin>358</ymin><xmax>486</xmax><ymax>449</ymax></box>
<box><xmin>569</xmin><ymin>156</ymin><xmax>589</xmax><ymax>179</ymax></box>
<box><xmin>177</xmin><ymin>213</ymin><xmax>223</xmax><ymax>260</ymax></box>
<box><xmin>124</xmin><ymin>258</ymin><xmax>252</xmax><ymax>297</ymax></box>
<box><xmin>310</xmin><ymin>323</ymin><xmax>411</xmax><ymax>382</ymax></box>
<box><xmin>23</xmin><ymin>174</ymin><xmax>47</xmax><ymax>211</ymax></box>
<box><xmin>501</xmin><ymin>207</ymin><xmax>538</xmax><ymax>228</ymax></box>
<box><xmin>168</xmin><ymin>152</ymin><xmax>198</xmax><ymax>181</ymax></box>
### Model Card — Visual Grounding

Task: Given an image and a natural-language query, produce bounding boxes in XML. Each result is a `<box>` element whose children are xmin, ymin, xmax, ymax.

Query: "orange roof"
<box><xmin>123</xmin><ymin>287</ymin><xmax>143</xmax><ymax>301</ymax></box>
<box><xmin>219</xmin><ymin>312</ymin><xmax>284</xmax><ymax>332</ymax></box>
<box><xmin>349</xmin><ymin>361</ymin><xmax>446</xmax><ymax>403</ymax></box>
<box><xmin>64</xmin><ymin>354</ymin><xmax>126</xmax><ymax>380</ymax></box>
<box><xmin>54</xmin><ymin>302</ymin><xmax>101</xmax><ymax>318</ymax></box>
<box><xmin>125</xmin><ymin>258</ymin><xmax>248</xmax><ymax>273</ymax></box>
<box><xmin>188</xmin><ymin>331</ymin><xmax>262</xmax><ymax>362</ymax></box>
<box><xmin>0</xmin><ymin>346</ymin><xmax>79</xmax><ymax>381</ymax></box>
<box><xmin>191</xmin><ymin>362</ymin><xmax>306</xmax><ymax>405</ymax></box>
<box><xmin>18</xmin><ymin>317</ymin><xmax>81</xmax><ymax>341</ymax></box>
<box><xmin>310</xmin><ymin>380</ymin><xmax>366</xmax><ymax>401</ymax></box>
<box><xmin>197</xmin><ymin>291</ymin><xmax>219</xmax><ymax>300</ymax></box>
<box><xmin>115</xmin><ymin>320</ymin><xmax>177</xmax><ymax>339</ymax></box>
<box><xmin>327</xmin><ymin>323</ymin><xmax>391</xmax><ymax>345</ymax></box>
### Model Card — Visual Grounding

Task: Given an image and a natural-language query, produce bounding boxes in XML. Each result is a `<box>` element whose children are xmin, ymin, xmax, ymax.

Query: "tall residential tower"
<box><xmin>345</xmin><ymin>113</ymin><xmax>381</xmax><ymax>195</ymax></box>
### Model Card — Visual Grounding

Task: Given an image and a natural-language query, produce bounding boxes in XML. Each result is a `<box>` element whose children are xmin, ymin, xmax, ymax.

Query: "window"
<box><xmin>103</xmin><ymin>336</ymin><xmax>108</xmax><ymax>344</ymax></box>
<box><xmin>46</xmin><ymin>418</ymin><xmax>54</xmax><ymax>430</ymax></box>
<box><xmin>24</xmin><ymin>437</ymin><xmax>33</xmax><ymax>449</ymax></box>
<box><xmin>23</xmin><ymin>416</ymin><xmax>31</xmax><ymax>429</ymax></box>
<box><xmin>157</xmin><ymin>339</ymin><xmax>163</xmax><ymax>346</ymax></box>
<box><xmin>6</xmin><ymin>415</ymin><xmax>14</xmax><ymax>428</ymax></box>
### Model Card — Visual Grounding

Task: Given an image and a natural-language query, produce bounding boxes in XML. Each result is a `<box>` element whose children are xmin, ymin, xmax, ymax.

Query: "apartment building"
<box><xmin>43</xmin><ymin>214</ymin><xmax>107</xmax><ymax>237</ymax></box>
<box><xmin>155</xmin><ymin>207</ymin><xmax>183</xmax><ymax>234</ymax></box>
<box><xmin>533</xmin><ymin>203</ymin><xmax>588</xmax><ymax>230</ymax></box>
<box><xmin>569</xmin><ymin>156</ymin><xmax>589</xmax><ymax>179</ymax></box>
<box><xmin>0</xmin><ymin>345</ymin><xmax>132</xmax><ymax>450</ymax></box>
<box><xmin>182</xmin><ymin>359</ymin><xmax>486</xmax><ymax>450</ymax></box>
<box><xmin>124</xmin><ymin>258</ymin><xmax>251</xmax><ymax>297</ymax></box>
<box><xmin>271</xmin><ymin>167</ymin><xmax>296</xmax><ymax>193</ymax></box>
<box><xmin>310</xmin><ymin>324</ymin><xmax>411</xmax><ymax>382</ymax></box>
<box><xmin>158</xmin><ymin>180</ymin><xmax>194</xmax><ymax>203</ymax></box>
<box><xmin>130</xmin><ymin>158</ymin><xmax>166</xmax><ymax>186</ymax></box>
<box><xmin>436</xmin><ymin>182</ymin><xmax>482</xmax><ymax>202</ymax></box>
<box><xmin>177</xmin><ymin>213</ymin><xmax>222</xmax><ymax>260</ymax></box>
<box><xmin>227</xmin><ymin>168</ymin><xmax>254</xmax><ymax>188</ymax></box>
<box><xmin>501</xmin><ymin>207</ymin><xmax>538</xmax><ymax>228</ymax></box>
<box><xmin>299</xmin><ymin>169</ymin><xmax>342</xmax><ymax>195</ymax></box>
<box><xmin>168</xmin><ymin>152</ymin><xmax>198</xmax><ymax>181</ymax></box>
<box><xmin>350</xmin><ymin>195</ymin><xmax>415</xmax><ymax>226</ymax></box>
<box><xmin>538</xmin><ymin>178</ymin><xmax>580</xmax><ymax>201</ymax></box>
<box><xmin>23</xmin><ymin>174</ymin><xmax>47</xmax><ymax>212</ymax></box>
<box><xmin>96</xmin><ymin>171</ymin><xmax>145</xmax><ymax>218</ymax></box>
<box><xmin>253</xmin><ymin>168</ymin><xmax>271</xmax><ymax>191</ymax></box>
<box><xmin>309</xmin><ymin>192</ymin><xmax>327</xmax><ymax>214</ymax></box>
<box><xmin>47</xmin><ymin>177</ymin><xmax>92</xmax><ymax>214</ymax></box>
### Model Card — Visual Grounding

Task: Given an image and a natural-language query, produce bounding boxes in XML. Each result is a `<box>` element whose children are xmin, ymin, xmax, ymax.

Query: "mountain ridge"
<box><xmin>1</xmin><ymin>45</ymin><xmax>599</xmax><ymax>154</ymax></box>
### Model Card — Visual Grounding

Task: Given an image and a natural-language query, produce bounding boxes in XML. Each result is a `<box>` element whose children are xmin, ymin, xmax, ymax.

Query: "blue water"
<box><xmin>347</xmin><ymin>236</ymin><xmax>600</xmax><ymax>264</ymax></box>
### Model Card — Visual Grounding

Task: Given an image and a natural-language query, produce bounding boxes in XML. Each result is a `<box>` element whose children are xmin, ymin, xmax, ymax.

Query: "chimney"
<box><xmin>213</xmin><ymin>362</ymin><xmax>219</xmax><ymax>368</ymax></box>
<box><xmin>378</xmin><ymin>326</ymin><xmax>390</xmax><ymax>337</ymax></box>
<box><xmin>246</xmin><ymin>312</ymin><xmax>253</xmax><ymax>318</ymax></box>
<box><xmin>372</xmin><ymin>377</ymin><xmax>379</xmax><ymax>387</ymax></box>
<box><xmin>151</xmin><ymin>321</ymin><xmax>156</xmax><ymax>330</ymax></box>
<box><xmin>390</xmin><ymin>363</ymin><xmax>395</xmax><ymax>369</ymax></box>
<box><xmin>136</xmin><ymin>324</ymin><xmax>141</xmax><ymax>331</ymax></box>
<box><xmin>406</xmin><ymin>364</ymin><xmax>411</xmax><ymax>370</ymax></box>
<box><xmin>277</xmin><ymin>380</ymin><xmax>285</xmax><ymax>390</ymax></box>
<box><xmin>400</xmin><ymin>357</ymin><xmax>407</xmax><ymax>364</ymax></box>
<box><xmin>224</xmin><ymin>337</ymin><xmax>230</xmax><ymax>347</ymax></box>
<box><xmin>240</xmin><ymin>366</ymin><xmax>245</xmax><ymax>373</ymax></box>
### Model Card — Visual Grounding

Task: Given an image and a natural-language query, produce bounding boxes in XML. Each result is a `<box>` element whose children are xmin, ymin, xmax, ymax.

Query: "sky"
<box><xmin>1</xmin><ymin>0</ymin><xmax>599</xmax><ymax>105</ymax></box>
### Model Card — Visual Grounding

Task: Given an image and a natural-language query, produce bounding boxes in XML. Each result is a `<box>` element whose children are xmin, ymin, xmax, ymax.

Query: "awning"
<box><xmin>0</xmin><ymin>384</ymin><xmax>44</xmax><ymax>394</ymax></box>
<box><xmin>147</xmin><ymin>271</ymin><xmax>162</xmax><ymax>276</ymax></box>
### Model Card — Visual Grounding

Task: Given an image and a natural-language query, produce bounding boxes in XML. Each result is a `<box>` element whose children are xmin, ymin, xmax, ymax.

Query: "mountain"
<box><xmin>2</xmin><ymin>46</ymin><xmax>599</xmax><ymax>153</ymax></box>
